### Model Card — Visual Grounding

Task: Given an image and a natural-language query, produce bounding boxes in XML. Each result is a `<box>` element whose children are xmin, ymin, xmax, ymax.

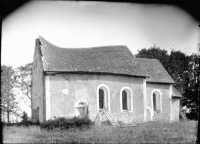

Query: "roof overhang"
<box><xmin>44</xmin><ymin>71</ymin><xmax>148</xmax><ymax>78</ymax></box>
<box><xmin>172</xmin><ymin>95</ymin><xmax>182</xmax><ymax>98</ymax></box>
<box><xmin>172</xmin><ymin>85</ymin><xmax>182</xmax><ymax>98</ymax></box>
<box><xmin>146</xmin><ymin>81</ymin><xmax>174</xmax><ymax>85</ymax></box>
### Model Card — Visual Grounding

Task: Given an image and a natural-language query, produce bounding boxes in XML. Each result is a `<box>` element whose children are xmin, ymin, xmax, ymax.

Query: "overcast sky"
<box><xmin>2</xmin><ymin>1</ymin><xmax>199</xmax><ymax>68</ymax></box>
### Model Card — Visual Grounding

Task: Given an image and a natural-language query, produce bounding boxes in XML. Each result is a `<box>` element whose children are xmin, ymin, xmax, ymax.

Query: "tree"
<box><xmin>1</xmin><ymin>65</ymin><xmax>19</xmax><ymax>123</ymax></box>
<box><xmin>168</xmin><ymin>50</ymin><xmax>190</xmax><ymax>95</ymax></box>
<box><xmin>182</xmin><ymin>54</ymin><xmax>200</xmax><ymax>119</ymax></box>
<box><xmin>135</xmin><ymin>45</ymin><xmax>170</xmax><ymax>70</ymax></box>
<box><xmin>15</xmin><ymin>63</ymin><xmax>32</xmax><ymax>108</ymax></box>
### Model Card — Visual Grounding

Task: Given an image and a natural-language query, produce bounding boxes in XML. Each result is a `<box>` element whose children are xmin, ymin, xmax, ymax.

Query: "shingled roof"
<box><xmin>37</xmin><ymin>36</ymin><xmax>174</xmax><ymax>83</ymax></box>
<box><xmin>38</xmin><ymin>36</ymin><xmax>148</xmax><ymax>77</ymax></box>
<box><xmin>134</xmin><ymin>58</ymin><xmax>175</xmax><ymax>83</ymax></box>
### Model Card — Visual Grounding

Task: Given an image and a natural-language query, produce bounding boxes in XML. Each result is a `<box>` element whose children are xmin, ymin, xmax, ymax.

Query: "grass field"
<box><xmin>3</xmin><ymin>120</ymin><xmax>197</xmax><ymax>143</ymax></box>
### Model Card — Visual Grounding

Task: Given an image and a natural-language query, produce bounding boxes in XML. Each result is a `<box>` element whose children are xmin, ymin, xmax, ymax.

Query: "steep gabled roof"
<box><xmin>135</xmin><ymin>58</ymin><xmax>175</xmax><ymax>83</ymax></box>
<box><xmin>38</xmin><ymin>36</ymin><xmax>148</xmax><ymax>77</ymax></box>
<box><xmin>37</xmin><ymin>36</ymin><xmax>175</xmax><ymax>83</ymax></box>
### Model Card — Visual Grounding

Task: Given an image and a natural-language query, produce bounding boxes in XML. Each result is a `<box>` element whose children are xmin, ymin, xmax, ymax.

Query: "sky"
<box><xmin>2</xmin><ymin>1</ymin><xmax>199</xmax><ymax>68</ymax></box>
<box><xmin>1</xmin><ymin>1</ymin><xmax>200</xmax><ymax>116</ymax></box>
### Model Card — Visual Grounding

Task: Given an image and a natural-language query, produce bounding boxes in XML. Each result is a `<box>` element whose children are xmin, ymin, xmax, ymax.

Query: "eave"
<box><xmin>43</xmin><ymin>71</ymin><xmax>148</xmax><ymax>78</ymax></box>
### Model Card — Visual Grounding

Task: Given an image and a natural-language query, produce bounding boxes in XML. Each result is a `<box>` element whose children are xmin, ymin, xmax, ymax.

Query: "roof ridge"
<box><xmin>39</xmin><ymin>35</ymin><xmax>128</xmax><ymax>50</ymax></box>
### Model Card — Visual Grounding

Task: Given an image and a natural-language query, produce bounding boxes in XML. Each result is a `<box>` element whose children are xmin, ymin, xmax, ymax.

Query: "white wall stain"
<box><xmin>62</xmin><ymin>89</ymin><xmax>69</xmax><ymax>95</ymax></box>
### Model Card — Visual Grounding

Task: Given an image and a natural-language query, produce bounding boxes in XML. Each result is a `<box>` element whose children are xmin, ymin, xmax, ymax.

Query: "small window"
<box><xmin>97</xmin><ymin>84</ymin><xmax>110</xmax><ymax>112</ymax></box>
<box><xmin>121</xmin><ymin>87</ymin><xmax>132</xmax><ymax>112</ymax></box>
<box><xmin>152</xmin><ymin>91</ymin><xmax>161</xmax><ymax>113</ymax></box>
<box><xmin>122</xmin><ymin>91</ymin><xmax>128</xmax><ymax>110</ymax></box>
<box><xmin>99</xmin><ymin>89</ymin><xmax>104</xmax><ymax>109</ymax></box>
<box><xmin>153</xmin><ymin>93</ymin><xmax>156</xmax><ymax>111</ymax></box>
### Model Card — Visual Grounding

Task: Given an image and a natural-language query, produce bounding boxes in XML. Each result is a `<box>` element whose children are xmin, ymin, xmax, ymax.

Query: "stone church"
<box><xmin>31</xmin><ymin>36</ymin><xmax>181</xmax><ymax>123</ymax></box>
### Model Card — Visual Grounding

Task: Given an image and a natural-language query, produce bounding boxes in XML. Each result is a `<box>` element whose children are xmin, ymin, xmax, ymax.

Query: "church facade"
<box><xmin>31</xmin><ymin>36</ymin><xmax>181</xmax><ymax>123</ymax></box>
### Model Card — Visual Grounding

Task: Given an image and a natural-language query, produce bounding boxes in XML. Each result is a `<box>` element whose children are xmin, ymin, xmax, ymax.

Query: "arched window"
<box><xmin>99</xmin><ymin>89</ymin><xmax>104</xmax><ymax>109</ymax></box>
<box><xmin>122</xmin><ymin>90</ymin><xmax>128</xmax><ymax>110</ymax></box>
<box><xmin>97</xmin><ymin>84</ymin><xmax>110</xmax><ymax>112</ymax></box>
<box><xmin>120</xmin><ymin>87</ymin><xmax>133</xmax><ymax>112</ymax></box>
<box><xmin>152</xmin><ymin>90</ymin><xmax>162</xmax><ymax>113</ymax></box>
<box><xmin>153</xmin><ymin>93</ymin><xmax>156</xmax><ymax>111</ymax></box>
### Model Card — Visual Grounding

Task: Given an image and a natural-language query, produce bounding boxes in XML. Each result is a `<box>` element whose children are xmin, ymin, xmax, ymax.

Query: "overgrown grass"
<box><xmin>3</xmin><ymin>120</ymin><xmax>198</xmax><ymax>143</ymax></box>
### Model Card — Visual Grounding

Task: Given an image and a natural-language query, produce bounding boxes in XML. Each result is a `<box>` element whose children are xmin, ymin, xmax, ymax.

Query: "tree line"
<box><xmin>1</xmin><ymin>45</ymin><xmax>199</xmax><ymax>122</ymax></box>
<box><xmin>1</xmin><ymin>63</ymin><xmax>32</xmax><ymax>123</ymax></box>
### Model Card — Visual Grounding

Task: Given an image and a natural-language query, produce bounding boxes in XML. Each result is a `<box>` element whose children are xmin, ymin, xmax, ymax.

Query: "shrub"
<box><xmin>2</xmin><ymin>120</ymin><xmax>40</xmax><ymax>127</ymax></box>
<box><xmin>41</xmin><ymin>117</ymin><xmax>94</xmax><ymax>130</ymax></box>
<box><xmin>22</xmin><ymin>111</ymin><xmax>29</xmax><ymax>122</ymax></box>
<box><xmin>2</xmin><ymin>121</ymin><xmax>7</xmax><ymax>126</ymax></box>
<box><xmin>186</xmin><ymin>112</ymin><xmax>199</xmax><ymax>120</ymax></box>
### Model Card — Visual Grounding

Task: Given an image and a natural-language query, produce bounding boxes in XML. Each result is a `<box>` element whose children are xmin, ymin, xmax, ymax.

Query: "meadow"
<box><xmin>3</xmin><ymin>120</ymin><xmax>198</xmax><ymax>143</ymax></box>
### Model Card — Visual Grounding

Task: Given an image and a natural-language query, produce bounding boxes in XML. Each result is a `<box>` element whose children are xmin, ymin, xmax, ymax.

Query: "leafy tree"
<box><xmin>1</xmin><ymin>65</ymin><xmax>19</xmax><ymax>123</ymax></box>
<box><xmin>15</xmin><ymin>63</ymin><xmax>32</xmax><ymax>108</ymax></box>
<box><xmin>182</xmin><ymin>54</ymin><xmax>199</xmax><ymax>119</ymax></box>
<box><xmin>168</xmin><ymin>50</ymin><xmax>190</xmax><ymax>95</ymax></box>
<box><xmin>135</xmin><ymin>45</ymin><xmax>170</xmax><ymax>70</ymax></box>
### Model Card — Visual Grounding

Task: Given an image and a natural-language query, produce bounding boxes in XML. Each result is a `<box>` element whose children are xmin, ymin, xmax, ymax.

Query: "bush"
<box><xmin>2</xmin><ymin>120</ymin><xmax>40</xmax><ymax>127</ymax></box>
<box><xmin>186</xmin><ymin>112</ymin><xmax>199</xmax><ymax>120</ymax></box>
<box><xmin>22</xmin><ymin>111</ymin><xmax>29</xmax><ymax>122</ymax></box>
<box><xmin>41</xmin><ymin>117</ymin><xmax>94</xmax><ymax>130</ymax></box>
